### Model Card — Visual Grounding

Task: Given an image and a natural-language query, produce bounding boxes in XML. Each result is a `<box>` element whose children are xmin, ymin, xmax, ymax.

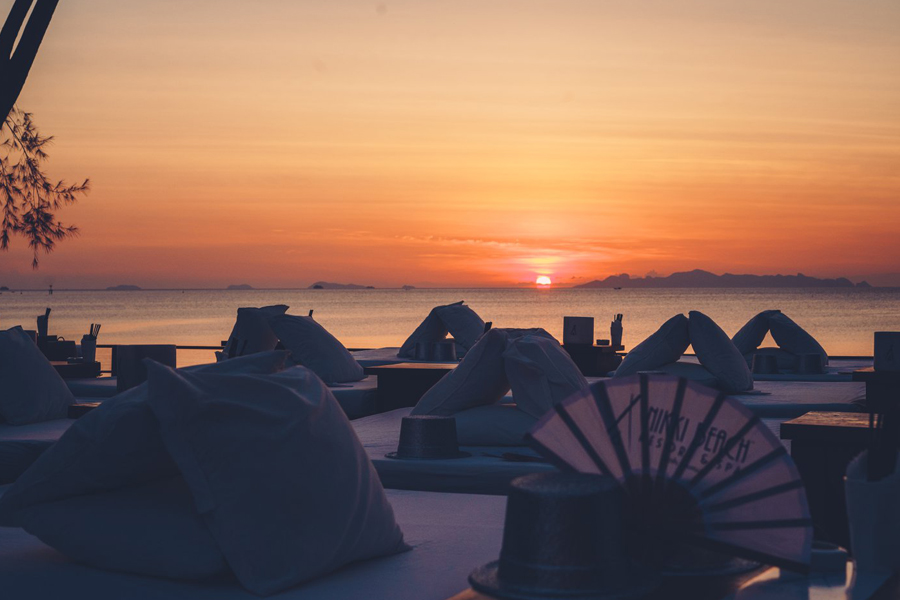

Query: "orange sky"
<box><xmin>2</xmin><ymin>0</ymin><xmax>899</xmax><ymax>288</ymax></box>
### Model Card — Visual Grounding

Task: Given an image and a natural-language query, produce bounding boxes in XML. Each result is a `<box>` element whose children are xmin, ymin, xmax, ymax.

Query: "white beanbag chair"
<box><xmin>398</xmin><ymin>301</ymin><xmax>485</xmax><ymax>358</ymax></box>
<box><xmin>147</xmin><ymin>363</ymin><xmax>407</xmax><ymax>595</ymax></box>
<box><xmin>270</xmin><ymin>314</ymin><xmax>365</xmax><ymax>383</ymax></box>
<box><xmin>768</xmin><ymin>312</ymin><xmax>828</xmax><ymax>365</ymax></box>
<box><xmin>411</xmin><ymin>328</ymin><xmax>510</xmax><ymax>416</ymax></box>
<box><xmin>503</xmin><ymin>334</ymin><xmax>590</xmax><ymax>418</ymax></box>
<box><xmin>0</xmin><ymin>327</ymin><xmax>75</xmax><ymax>425</ymax></box>
<box><xmin>219</xmin><ymin>305</ymin><xmax>288</xmax><ymax>360</ymax></box>
<box><xmin>614</xmin><ymin>315</ymin><xmax>690</xmax><ymax>377</ymax></box>
<box><xmin>0</xmin><ymin>351</ymin><xmax>288</xmax><ymax>523</ymax></box>
<box><xmin>689</xmin><ymin>311</ymin><xmax>753</xmax><ymax>393</ymax></box>
<box><xmin>731</xmin><ymin>309</ymin><xmax>781</xmax><ymax>355</ymax></box>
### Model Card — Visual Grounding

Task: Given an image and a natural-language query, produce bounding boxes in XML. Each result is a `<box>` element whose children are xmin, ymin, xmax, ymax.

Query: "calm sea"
<box><xmin>2</xmin><ymin>288</ymin><xmax>898</xmax><ymax>366</ymax></box>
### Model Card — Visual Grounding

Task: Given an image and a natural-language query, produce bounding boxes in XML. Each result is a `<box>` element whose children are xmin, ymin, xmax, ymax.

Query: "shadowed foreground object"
<box><xmin>0</xmin><ymin>0</ymin><xmax>59</xmax><ymax>123</ymax></box>
<box><xmin>526</xmin><ymin>374</ymin><xmax>813</xmax><ymax>572</ymax></box>
<box><xmin>469</xmin><ymin>472</ymin><xmax>657</xmax><ymax>600</ymax></box>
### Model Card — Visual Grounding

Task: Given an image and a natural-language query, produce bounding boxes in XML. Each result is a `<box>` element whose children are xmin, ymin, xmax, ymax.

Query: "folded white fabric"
<box><xmin>411</xmin><ymin>328</ymin><xmax>510</xmax><ymax>416</ymax></box>
<box><xmin>614</xmin><ymin>314</ymin><xmax>690</xmax><ymax>377</ymax></box>
<box><xmin>500</xmin><ymin>327</ymin><xmax>557</xmax><ymax>342</ymax></box>
<box><xmin>0</xmin><ymin>326</ymin><xmax>75</xmax><ymax>425</ymax></box>
<box><xmin>769</xmin><ymin>312</ymin><xmax>828</xmax><ymax>365</ymax></box>
<box><xmin>146</xmin><ymin>363</ymin><xmax>407</xmax><ymax>596</ymax></box>
<box><xmin>503</xmin><ymin>334</ymin><xmax>590</xmax><ymax>418</ymax></box>
<box><xmin>398</xmin><ymin>301</ymin><xmax>484</xmax><ymax>358</ymax></box>
<box><xmin>219</xmin><ymin>304</ymin><xmax>288</xmax><ymax>360</ymax></box>
<box><xmin>689</xmin><ymin>311</ymin><xmax>754</xmax><ymax>393</ymax></box>
<box><xmin>18</xmin><ymin>477</ymin><xmax>227</xmax><ymax>580</ymax></box>
<box><xmin>454</xmin><ymin>404</ymin><xmax>538</xmax><ymax>446</ymax></box>
<box><xmin>434</xmin><ymin>302</ymin><xmax>485</xmax><ymax>355</ymax></box>
<box><xmin>731</xmin><ymin>309</ymin><xmax>781</xmax><ymax>355</ymax></box>
<box><xmin>270</xmin><ymin>314</ymin><xmax>365</xmax><ymax>383</ymax></box>
<box><xmin>0</xmin><ymin>351</ymin><xmax>288</xmax><ymax>524</ymax></box>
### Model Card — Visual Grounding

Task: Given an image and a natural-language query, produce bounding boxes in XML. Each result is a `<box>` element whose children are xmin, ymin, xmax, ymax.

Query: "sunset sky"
<box><xmin>2</xmin><ymin>0</ymin><xmax>898</xmax><ymax>288</ymax></box>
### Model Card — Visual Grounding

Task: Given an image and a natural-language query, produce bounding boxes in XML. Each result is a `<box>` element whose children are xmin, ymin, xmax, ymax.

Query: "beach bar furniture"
<box><xmin>364</xmin><ymin>363</ymin><xmax>456</xmax><ymax>412</ymax></box>
<box><xmin>115</xmin><ymin>345</ymin><xmax>177</xmax><ymax>392</ymax></box>
<box><xmin>780</xmin><ymin>411</ymin><xmax>874</xmax><ymax>549</ymax></box>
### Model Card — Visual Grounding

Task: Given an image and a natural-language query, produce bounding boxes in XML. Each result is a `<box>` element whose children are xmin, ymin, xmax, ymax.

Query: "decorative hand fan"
<box><xmin>525</xmin><ymin>373</ymin><xmax>812</xmax><ymax>572</ymax></box>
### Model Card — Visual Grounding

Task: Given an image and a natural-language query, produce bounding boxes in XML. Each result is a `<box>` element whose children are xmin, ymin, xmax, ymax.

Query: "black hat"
<box><xmin>414</xmin><ymin>340</ymin><xmax>458</xmax><ymax>361</ymax></box>
<box><xmin>385</xmin><ymin>415</ymin><xmax>470</xmax><ymax>460</ymax></box>
<box><xmin>469</xmin><ymin>472</ymin><xmax>657</xmax><ymax>600</ymax></box>
<box><xmin>751</xmin><ymin>353</ymin><xmax>779</xmax><ymax>375</ymax></box>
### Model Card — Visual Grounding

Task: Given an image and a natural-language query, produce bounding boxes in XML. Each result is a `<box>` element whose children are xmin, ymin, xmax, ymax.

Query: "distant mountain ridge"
<box><xmin>309</xmin><ymin>281</ymin><xmax>375</xmax><ymax>289</ymax></box>
<box><xmin>575</xmin><ymin>269</ymin><xmax>870</xmax><ymax>289</ymax></box>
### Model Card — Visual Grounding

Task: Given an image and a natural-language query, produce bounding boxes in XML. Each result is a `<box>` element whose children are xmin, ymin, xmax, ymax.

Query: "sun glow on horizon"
<box><xmin>536</xmin><ymin>276</ymin><xmax>552</xmax><ymax>286</ymax></box>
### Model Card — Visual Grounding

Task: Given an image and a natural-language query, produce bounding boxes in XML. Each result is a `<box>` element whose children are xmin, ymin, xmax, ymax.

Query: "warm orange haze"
<box><xmin>2</xmin><ymin>0</ymin><xmax>899</xmax><ymax>288</ymax></box>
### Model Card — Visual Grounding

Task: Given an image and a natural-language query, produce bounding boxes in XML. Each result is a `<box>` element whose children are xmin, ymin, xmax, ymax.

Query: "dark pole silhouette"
<box><xmin>0</xmin><ymin>0</ymin><xmax>59</xmax><ymax>124</ymax></box>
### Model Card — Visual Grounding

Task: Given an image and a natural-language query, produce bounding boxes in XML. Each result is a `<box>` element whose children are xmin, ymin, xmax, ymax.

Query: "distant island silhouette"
<box><xmin>227</xmin><ymin>284</ymin><xmax>254</xmax><ymax>290</ymax></box>
<box><xmin>575</xmin><ymin>269</ymin><xmax>871</xmax><ymax>289</ymax></box>
<box><xmin>106</xmin><ymin>284</ymin><xmax>142</xmax><ymax>291</ymax></box>
<box><xmin>309</xmin><ymin>281</ymin><xmax>375</xmax><ymax>290</ymax></box>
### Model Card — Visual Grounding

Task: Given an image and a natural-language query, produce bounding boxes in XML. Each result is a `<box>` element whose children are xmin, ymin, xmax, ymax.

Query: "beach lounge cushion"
<box><xmin>768</xmin><ymin>312</ymin><xmax>828</xmax><ymax>364</ymax></box>
<box><xmin>454</xmin><ymin>405</ymin><xmax>538</xmax><ymax>446</ymax></box>
<box><xmin>731</xmin><ymin>310</ymin><xmax>781</xmax><ymax>355</ymax></box>
<box><xmin>18</xmin><ymin>477</ymin><xmax>227</xmax><ymax>580</ymax></box>
<box><xmin>411</xmin><ymin>328</ymin><xmax>510</xmax><ymax>416</ymax></box>
<box><xmin>270</xmin><ymin>314</ymin><xmax>365</xmax><ymax>384</ymax></box>
<box><xmin>0</xmin><ymin>440</ymin><xmax>53</xmax><ymax>485</ymax></box>
<box><xmin>398</xmin><ymin>303</ymin><xmax>455</xmax><ymax>358</ymax></box>
<box><xmin>220</xmin><ymin>305</ymin><xmax>288</xmax><ymax>360</ymax></box>
<box><xmin>657</xmin><ymin>361</ymin><xmax>719</xmax><ymax>389</ymax></box>
<box><xmin>614</xmin><ymin>314</ymin><xmax>690</xmax><ymax>377</ymax></box>
<box><xmin>146</xmin><ymin>363</ymin><xmax>407</xmax><ymax>596</ymax></box>
<box><xmin>434</xmin><ymin>303</ymin><xmax>485</xmax><ymax>355</ymax></box>
<box><xmin>503</xmin><ymin>334</ymin><xmax>590</xmax><ymax>418</ymax></box>
<box><xmin>0</xmin><ymin>351</ymin><xmax>288</xmax><ymax>525</ymax></box>
<box><xmin>0</xmin><ymin>326</ymin><xmax>75</xmax><ymax>425</ymax></box>
<box><xmin>500</xmin><ymin>327</ymin><xmax>557</xmax><ymax>342</ymax></box>
<box><xmin>689</xmin><ymin>311</ymin><xmax>754</xmax><ymax>393</ymax></box>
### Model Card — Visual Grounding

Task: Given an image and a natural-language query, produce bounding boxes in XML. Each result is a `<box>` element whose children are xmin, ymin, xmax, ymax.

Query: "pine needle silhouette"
<box><xmin>1</xmin><ymin>107</ymin><xmax>89</xmax><ymax>268</ymax></box>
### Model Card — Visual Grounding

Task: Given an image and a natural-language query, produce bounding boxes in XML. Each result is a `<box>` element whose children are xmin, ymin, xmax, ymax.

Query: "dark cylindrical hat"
<box><xmin>414</xmin><ymin>341</ymin><xmax>458</xmax><ymax>361</ymax></box>
<box><xmin>469</xmin><ymin>472</ymin><xmax>657</xmax><ymax>600</ymax></box>
<box><xmin>751</xmin><ymin>353</ymin><xmax>778</xmax><ymax>375</ymax></box>
<box><xmin>796</xmin><ymin>353</ymin><xmax>824</xmax><ymax>375</ymax></box>
<box><xmin>385</xmin><ymin>415</ymin><xmax>470</xmax><ymax>460</ymax></box>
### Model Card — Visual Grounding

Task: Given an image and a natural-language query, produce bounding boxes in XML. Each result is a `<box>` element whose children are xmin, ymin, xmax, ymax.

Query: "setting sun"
<box><xmin>536</xmin><ymin>276</ymin><xmax>552</xmax><ymax>286</ymax></box>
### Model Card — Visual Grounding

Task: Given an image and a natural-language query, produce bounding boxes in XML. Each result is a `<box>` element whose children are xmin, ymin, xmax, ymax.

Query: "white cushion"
<box><xmin>0</xmin><ymin>327</ymin><xmax>75</xmax><ymax>425</ymax></box>
<box><xmin>454</xmin><ymin>404</ymin><xmax>537</xmax><ymax>446</ymax></box>
<box><xmin>146</xmin><ymin>363</ymin><xmax>407</xmax><ymax>596</ymax></box>
<box><xmin>434</xmin><ymin>303</ymin><xmax>485</xmax><ymax>355</ymax></box>
<box><xmin>657</xmin><ymin>361</ymin><xmax>719</xmax><ymax>389</ymax></box>
<box><xmin>0</xmin><ymin>351</ymin><xmax>288</xmax><ymax>526</ymax></box>
<box><xmin>398</xmin><ymin>303</ymin><xmax>455</xmax><ymax>358</ymax></box>
<box><xmin>689</xmin><ymin>311</ymin><xmax>753</xmax><ymax>393</ymax></box>
<box><xmin>18</xmin><ymin>477</ymin><xmax>227</xmax><ymax>580</ymax></box>
<box><xmin>500</xmin><ymin>327</ymin><xmax>557</xmax><ymax>342</ymax></box>
<box><xmin>731</xmin><ymin>310</ymin><xmax>781</xmax><ymax>355</ymax></box>
<box><xmin>410</xmin><ymin>328</ymin><xmax>510</xmax><ymax>416</ymax></box>
<box><xmin>768</xmin><ymin>312</ymin><xmax>828</xmax><ymax>364</ymax></box>
<box><xmin>220</xmin><ymin>305</ymin><xmax>288</xmax><ymax>360</ymax></box>
<box><xmin>614</xmin><ymin>315</ymin><xmax>690</xmax><ymax>377</ymax></box>
<box><xmin>270</xmin><ymin>314</ymin><xmax>365</xmax><ymax>383</ymax></box>
<box><xmin>503</xmin><ymin>334</ymin><xmax>590</xmax><ymax>418</ymax></box>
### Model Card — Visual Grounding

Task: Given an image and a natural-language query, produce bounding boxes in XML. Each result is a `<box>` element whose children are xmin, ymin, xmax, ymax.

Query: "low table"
<box><xmin>562</xmin><ymin>344</ymin><xmax>624</xmax><ymax>376</ymax></box>
<box><xmin>364</xmin><ymin>363</ymin><xmax>457</xmax><ymax>412</ymax></box>
<box><xmin>51</xmin><ymin>360</ymin><xmax>101</xmax><ymax>379</ymax></box>
<box><xmin>780</xmin><ymin>411</ymin><xmax>872</xmax><ymax>549</ymax></box>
